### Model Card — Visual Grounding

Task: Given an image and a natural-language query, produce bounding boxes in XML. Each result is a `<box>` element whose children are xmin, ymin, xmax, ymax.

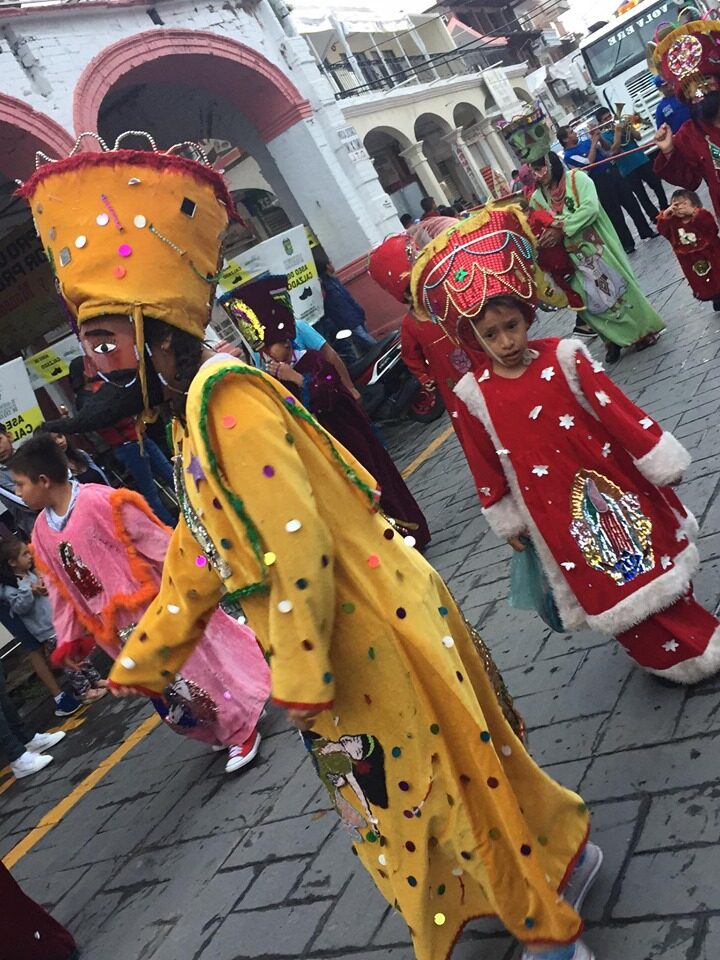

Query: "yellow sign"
<box><xmin>218</xmin><ymin>260</ymin><xmax>254</xmax><ymax>291</ymax></box>
<box><xmin>0</xmin><ymin>358</ymin><xmax>45</xmax><ymax>443</ymax></box>
<box><xmin>25</xmin><ymin>348</ymin><xmax>69</xmax><ymax>384</ymax></box>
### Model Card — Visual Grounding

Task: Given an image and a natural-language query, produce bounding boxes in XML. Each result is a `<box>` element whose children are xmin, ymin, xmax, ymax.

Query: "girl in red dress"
<box><xmin>656</xmin><ymin>189</ymin><xmax>720</xmax><ymax>309</ymax></box>
<box><xmin>412</xmin><ymin>204</ymin><xmax>720</xmax><ymax>683</ymax></box>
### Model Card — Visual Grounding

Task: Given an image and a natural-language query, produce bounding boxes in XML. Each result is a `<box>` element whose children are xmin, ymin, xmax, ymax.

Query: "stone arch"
<box><xmin>363</xmin><ymin>124</ymin><xmax>413</xmax><ymax>152</ymax></box>
<box><xmin>73</xmin><ymin>29</ymin><xmax>313</xmax><ymax>144</ymax></box>
<box><xmin>0</xmin><ymin>93</ymin><xmax>75</xmax><ymax>178</ymax></box>
<box><xmin>452</xmin><ymin>101</ymin><xmax>484</xmax><ymax>130</ymax></box>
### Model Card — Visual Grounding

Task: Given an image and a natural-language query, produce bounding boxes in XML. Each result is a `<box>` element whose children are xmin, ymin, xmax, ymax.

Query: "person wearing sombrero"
<box><xmin>21</xmin><ymin>136</ymin><xmax>604</xmax><ymax>960</ymax></box>
<box><xmin>413</xmin><ymin>203</ymin><xmax>720</xmax><ymax>686</ymax></box>
<box><xmin>652</xmin><ymin>12</ymin><xmax>720</xmax><ymax>219</ymax></box>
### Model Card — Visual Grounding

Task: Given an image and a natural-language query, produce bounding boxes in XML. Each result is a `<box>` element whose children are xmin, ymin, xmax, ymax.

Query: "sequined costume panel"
<box><xmin>110</xmin><ymin>361</ymin><xmax>591</xmax><ymax>958</ymax></box>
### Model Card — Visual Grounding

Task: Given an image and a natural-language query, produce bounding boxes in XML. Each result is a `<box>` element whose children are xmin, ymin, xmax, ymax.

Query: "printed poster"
<box><xmin>0</xmin><ymin>357</ymin><xmax>44</xmax><ymax>442</ymax></box>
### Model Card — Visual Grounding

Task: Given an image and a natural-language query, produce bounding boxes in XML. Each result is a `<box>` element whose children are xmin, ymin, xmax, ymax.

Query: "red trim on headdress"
<box><xmin>19</xmin><ymin>149</ymin><xmax>240</xmax><ymax>220</ymax></box>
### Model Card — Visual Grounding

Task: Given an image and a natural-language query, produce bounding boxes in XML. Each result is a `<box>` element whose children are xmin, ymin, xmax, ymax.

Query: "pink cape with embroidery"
<box><xmin>32</xmin><ymin>484</ymin><xmax>270</xmax><ymax>746</ymax></box>
<box><xmin>453</xmin><ymin>337</ymin><xmax>720</xmax><ymax>681</ymax></box>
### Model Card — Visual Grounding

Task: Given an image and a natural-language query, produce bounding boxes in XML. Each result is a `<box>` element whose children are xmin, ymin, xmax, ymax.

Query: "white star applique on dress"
<box><xmin>595</xmin><ymin>391</ymin><xmax>611</xmax><ymax>407</ymax></box>
<box><xmin>591</xmin><ymin>360</ymin><xmax>604</xmax><ymax>373</ymax></box>
<box><xmin>662</xmin><ymin>638</ymin><xmax>679</xmax><ymax>653</ymax></box>
<box><xmin>529</xmin><ymin>405</ymin><xmax>542</xmax><ymax>420</ymax></box>
<box><xmin>478</xmin><ymin>369</ymin><xmax>491</xmax><ymax>383</ymax></box>
<box><xmin>479</xmin><ymin>487</ymin><xmax>491</xmax><ymax>496</ymax></box>
<box><xmin>541</xmin><ymin>366</ymin><xmax>555</xmax><ymax>381</ymax></box>
<box><xmin>640</xmin><ymin>417</ymin><xmax>654</xmax><ymax>430</ymax></box>
<box><xmin>532</xmin><ymin>465</ymin><xmax>549</xmax><ymax>477</ymax></box>
<box><xmin>661</xmin><ymin>555</ymin><xmax>673</xmax><ymax>570</ymax></box>
<box><xmin>602</xmin><ymin>443</ymin><xmax>612</xmax><ymax>458</ymax></box>
<box><xmin>560</xmin><ymin>561</ymin><xmax>576</xmax><ymax>570</ymax></box>
<box><xmin>559</xmin><ymin>414</ymin><xmax>575</xmax><ymax>430</ymax></box>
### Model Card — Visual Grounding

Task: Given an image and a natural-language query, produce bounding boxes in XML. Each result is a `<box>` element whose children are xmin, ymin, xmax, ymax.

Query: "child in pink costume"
<box><xmin>11</xmin><ymin>435</ymin><xmax>270</xmax><ymax>773</ymax></box>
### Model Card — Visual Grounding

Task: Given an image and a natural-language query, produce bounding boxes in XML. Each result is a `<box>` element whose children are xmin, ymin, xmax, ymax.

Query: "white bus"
<box><xmin>579</xmin><ymin>0</ymin><xmax>688</xmax><ymax>126</ymax></box>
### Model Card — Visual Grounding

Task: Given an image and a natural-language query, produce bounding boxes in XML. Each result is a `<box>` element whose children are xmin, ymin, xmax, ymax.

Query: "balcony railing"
<box><xmin>322</xmin><ymin>51</ymin><xmax>478</xmax><ymax>99</ymax></box>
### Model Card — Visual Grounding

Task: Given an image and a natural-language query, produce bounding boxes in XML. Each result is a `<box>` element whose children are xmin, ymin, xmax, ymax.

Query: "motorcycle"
<box><xmin>339</xmin><ymin>330</ymin><xmax>445</xmax><ymax>424</ymax></box>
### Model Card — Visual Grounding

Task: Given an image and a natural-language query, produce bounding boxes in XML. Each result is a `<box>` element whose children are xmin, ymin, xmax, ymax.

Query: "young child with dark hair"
<box><xmin>656</xmin><ymin>189</ymin><xmax>720</xmax><ymax>310</ymax></box>
<box><xmin>0</xmin><ymin>537</ymin><xmax>107</xmax><ymax>707</ymax></box>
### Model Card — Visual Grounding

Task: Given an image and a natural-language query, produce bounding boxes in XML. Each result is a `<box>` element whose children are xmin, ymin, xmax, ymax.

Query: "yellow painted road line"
<box><xmin>402</xmin><ymin>424</ymin><xmax>455</xmax><ymax>479</ymax></box>
<box><xmin>3</xmin><ymin>712</ymin><xmax>160</xmax><ymax>870</ymax></box>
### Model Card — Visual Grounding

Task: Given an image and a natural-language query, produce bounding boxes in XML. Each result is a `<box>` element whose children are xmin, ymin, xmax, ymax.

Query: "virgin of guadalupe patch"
<box><xmin>569</xmin><ymin>469</ymin><xmax>654</xmax><ymax>585</ymax></box>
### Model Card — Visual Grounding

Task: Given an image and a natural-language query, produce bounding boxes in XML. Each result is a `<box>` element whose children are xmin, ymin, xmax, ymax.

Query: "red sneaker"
<box><xmin>225</xmin><ymin>729</ymin><xmax>261</xmax><ymax>773</ymax></box>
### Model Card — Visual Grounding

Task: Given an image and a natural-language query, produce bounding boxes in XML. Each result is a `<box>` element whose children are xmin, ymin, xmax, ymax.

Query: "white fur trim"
<box><xmin>483</xmin><ymin>495</ymin><xmax>526</xmax><ymax>539</ymax></box>
<box><xmin>586</xmin><ymin>542</ymin><xmax>700</xmax><ymax>635</ymax></box>
<box><xmin>644</xmin><ymin>624</ymin><xmax>720</xmax><ymax>684</ymax></box>
<box><xmin>556</xmin><ymin>339</ymin><xmax>597</xmax><ymax>417</ymax></box>
<box><xmin>454</xmin><ymin>371</ymin><xmax>586</xmax><ymax>630</ymax></box>
<box><xmin>635</xmin><ymin>432</ymin><xmax>691</xmax><ymax>486</ymax></box>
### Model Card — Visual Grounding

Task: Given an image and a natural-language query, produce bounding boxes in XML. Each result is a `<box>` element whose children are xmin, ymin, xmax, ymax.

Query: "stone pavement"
<box><xmin>2</xmin><ymin>228</ymin><xmax>720</xmax><ymax>960</ymax></box>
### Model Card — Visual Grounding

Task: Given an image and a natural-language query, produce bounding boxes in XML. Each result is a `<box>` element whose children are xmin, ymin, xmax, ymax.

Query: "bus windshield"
<box><xmin>582</xmin><ymin>0</ymin><xmax>685</xmax><ymax>86</ymax></box>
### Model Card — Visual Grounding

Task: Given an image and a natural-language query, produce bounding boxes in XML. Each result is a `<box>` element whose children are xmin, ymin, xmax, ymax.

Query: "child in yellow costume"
<box><xmin>21</xmin><ymin>137</ymin><xmax>600</xmax><ymax>960</ymax></box>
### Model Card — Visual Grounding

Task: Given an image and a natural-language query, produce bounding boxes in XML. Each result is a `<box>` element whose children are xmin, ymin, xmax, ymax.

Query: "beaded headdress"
<box><xmin>410</xmin><ymin>206</ymin><xmax>538</xmax><ymax>350</ymax></box>
<box><xmin>367</xmin><ymin>234</ymin><xmax>419</xmax><ymax>303</ymax></box>
<box><xmin>499</xmin><ymin>107</ymin><xmax>553</xmax><ymax>164</ymax></box>
<box><xmin>218</xmin><ymin>275</ymin><xmax>296</xmax><ymax>351</ymax></box>
<box><xmin>649</xmin><ymin>10</ymin><xmax>720</xmax><ymax>101</ymax></box>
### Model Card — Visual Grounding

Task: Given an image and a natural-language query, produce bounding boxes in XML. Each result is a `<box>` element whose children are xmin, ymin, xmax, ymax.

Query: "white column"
<box><xmin>399</xmin><ymin>141</ymin><xmax>451</xmax><ymax>204</ymax></box>
<box><xmin>443</xmin><ymin>127</ymin><xmax>491</xmax><ymax>202</ymax></box>
<box><xmin>476</xmin><ymin>118</ymin><xmax>517</xmax><ymax>180</ymax></box>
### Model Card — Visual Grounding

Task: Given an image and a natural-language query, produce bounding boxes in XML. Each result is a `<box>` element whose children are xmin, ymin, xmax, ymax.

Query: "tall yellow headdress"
<box><xmin>20</xmin><ymin>134</ymin><xmax>234</xmax><ymax>339</ymax></box>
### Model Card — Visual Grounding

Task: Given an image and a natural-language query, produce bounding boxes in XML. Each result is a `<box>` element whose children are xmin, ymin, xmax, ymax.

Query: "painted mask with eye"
<box><xmin>79</xmin><ymin>315</ymin><xmax>139</xmax><ymax>383</ymax></box>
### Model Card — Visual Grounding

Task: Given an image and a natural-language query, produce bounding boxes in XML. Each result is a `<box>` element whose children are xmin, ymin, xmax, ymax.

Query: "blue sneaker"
<box><xmin>54</xmin><ymin>691</ymin><xmax>82</xmax><ymax>717</ymax></box>
<box><xmin>563</xmin><ymin>842</ymin><xmax>603</xmax><ymax>912</ymax></box>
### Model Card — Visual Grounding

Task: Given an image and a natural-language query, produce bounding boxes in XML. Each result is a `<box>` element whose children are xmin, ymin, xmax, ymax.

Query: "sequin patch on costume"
<box><xmin>569</xmin><ymin>470</ymin><xmax>654</xmax><ymax>586</ymax></box>
<box><xmin>58</xmin><ymin>542</ymin><xmax>102</xmax><ymax>599</ymax></box>
<box><xmin>449</xmin><ymin>347</ymin><xmax>472</xmax><ymax>376</ymax></box>
<box><xmin>692</xmin><ymin>259</ymin><xmax>711</xmax><ymax>276</ymax></box>
<box><xmin>304</xmin><ymin>732</ymin><xmax>388</xmax><ymax>842</ymax></box>
<box><xmin>160</xmin><ymin>676</ymin><xmax>218</xmax><ymax>731</ymax></box>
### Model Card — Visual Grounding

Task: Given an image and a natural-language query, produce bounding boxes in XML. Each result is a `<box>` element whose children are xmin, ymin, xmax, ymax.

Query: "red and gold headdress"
<box><xmin>650</xmin><ymin>10</ymin><xmax>720</xmax><ymax>101</ymax></box>
<box><xmin>410</xmin><ymin>205</ymin><xmax>538</xmax><ymax>350</ymax></box>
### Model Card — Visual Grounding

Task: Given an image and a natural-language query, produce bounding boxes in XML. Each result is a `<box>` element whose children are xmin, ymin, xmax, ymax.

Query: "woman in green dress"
<box><xmin>530</xmin><ymin>151</ymin><xmax>665</xmax><ymax>363</ymax></box>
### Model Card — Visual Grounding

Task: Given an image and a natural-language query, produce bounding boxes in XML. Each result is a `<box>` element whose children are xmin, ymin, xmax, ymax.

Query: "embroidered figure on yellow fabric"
<box><xmin>570</xmin><ymin>470</ymin><xmax>654</xmax><ymax>585</ymax></box>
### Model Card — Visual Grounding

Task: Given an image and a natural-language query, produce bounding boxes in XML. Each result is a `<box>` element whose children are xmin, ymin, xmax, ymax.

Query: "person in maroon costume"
<box><xmin>653</xmin><ymin>16</ymin><xmax>720</xmax><ymax>220</ymax></box>
<box><xmin>226</xmin><ymin>275</ymin><xmax>431</xmax><ymax>549</ymax></box>
<box><xmin>656</xmin><ymin>188</ymin><xmax>720</xmax><ymax>308</ymax></box>
<box><xmin>0</xmin><ymin>861</ymin><xmax>78</xmax><ymax>960</ymax></box>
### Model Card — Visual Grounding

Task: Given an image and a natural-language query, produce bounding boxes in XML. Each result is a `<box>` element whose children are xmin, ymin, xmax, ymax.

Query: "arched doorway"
<box><xmin>0</xmin><ymin>95</ymin><xmax>76</xmax><ymax>363</ymax></box>
<box><xmin>363</xmin><ymin>126</ymin><xmax>422</xmax><ymax>218</ymax></box>
<box><xmin>72</xmin><ymin>29</ymin><xmax>393</xmax><ymax>267</ymax></box>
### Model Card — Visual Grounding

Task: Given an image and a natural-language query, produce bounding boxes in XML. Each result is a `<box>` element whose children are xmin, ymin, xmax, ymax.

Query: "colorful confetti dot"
<box><xmin>383</xmin><ymin>529</ymin><xmax>394</xmax><ymax>540</ymax></box>
<box><xmin>167</xmin><ymin>604</ymin><xmax>180</xmax><ymax>614</ymax></box>
<box><xmin>366</xmin><ymin>831</ymin><xmax>378</xmax><ymax>843</ymax></box>
<box><xmin>302</xmin><ymin>639</ymin><xmax>314</xmax><ymax>650</ymax></box>
<box><xmin>118</xmin><ymin>243</ymin><xmax>132</xmax><ymax>257</ymax></box>
<box><xmin>460</xmin><ymin>851</ymin><xmax>472</xmax><ymax>861</ymax></box>
<box><xmin>501</xmin><ymin>745</ymin><xmax>512</xmax><ymax>757</ymax></box>
<box><xmin>296</xmin><ymin>578</ymin><xmax>308</xmax><ymax>590</ymax></box>
<box><xmin>75</xmin><ymin>235</ymin><xmax>87</xmax><ymax>249</ymax></box>
<box><xmin>378</xmin><ymin>854</ymin><xmax>387</xmax><ymax>866</ymax></box>
<box><xmin>367</xmin><ymin>554</ymin><xmax>380</xmax><ymax>568</ymax></box>
<box><xmin>263</xmin><ymin>465</ymin><xmax>275</xmax><ymax>478</ymax></box>
<box><xmin>285</xmin><ymin>519</ymin><xmax>302</xmax><ymax>533</ymax></box>
<box><xmin>480</xmin><ymin>730</ymin><xmax>491</xmax><ymax>743</ymax></box>
<box><xmin>113</xmin><ymin>265</ymin><xmax>126</xmax><ymax>279</ymax></box>
<box><xmin>520</xmin><ymin>844</ymin><xmax>532</xmax><ymax>856</ymax></box>
<box><xmin>452</xmin><ymin>868</ymin><xmax>464</xmax><ymax>877</ymax></box>
<box><xmin>487</xmin><ymin>777</ymin><xmax>499</xmax><ymax>789</ymax></box>
<box><xmin>133</xmin><ymin>215</ymin><xmax>147</xmax><ymax>229</ymax></box>
<box><xmin>404</xmin><ymin>536</ymin><xmax>416</xmax><ymax>548</ymax></box>
<box><xmin>456</xmin><ymin>671</ymin><xmax>464</xmax><ymax>682</ymax></box>
<box><xmin>438</xmin><ymin>606</ymin><xmax>448</xmax><ymax>616</ymax></box>
<box><xmin>285</xmin><ymin>432</ymin><xmax>295</xmax><ymax>444</ymax></box>
<box><xmin>430</xmin><ymin>723</ymin><xmax>440</xmax><ymax>735</ymax></box>
<box><xmin>489</xmin><ymin>828</ymin><xmax>501</xmax><ymax>840</ymax></box>
<box><xmin>278</xmin><ymin>600</ymin><xmax>293</xmax><ymax>613</ymax></box>
<box><xmin>342</xmin><ymin>602</ymin><xmax>356</xmax><ymax>614</ymax></box>
<box><xmin>195</xmin><ymin>555</ymin><xmax>207</xmax><ymax>567</ymax></box>
<box><xmin>120</xmin><ymin>656</ymin><xmax>136</xmax><ymax>669</ymax></box>
<box><xmin>407</xmin><ymin>876</ymin><xmax>417</xmax><ymax>887</ymax></box>
<box><xmin>223</xmin><ymin>691</ymin><xmax>232</xmax><ymax>700</ymax></box>
<box><xmin>368</xmin><ymin>647</ymin><xmax>375</xmax><ymax>659</ymax></box>
<box><xmin>524</xmin><ymin>918</ymin><xmax>535</xmax><ymax>929</ymax></box>
<box><xmin>96</xmin><ymin>213</ymin><xmax>110</xmax><ymax>226</ymax></box>
<box><xmin>405</xmin><ymin>840</ymin><xmax>416</xmax><ymax>852</ymax></box>
<box><xmin>538</xmin><ymin>835</ymin><xmax>549</xmax><ymax>846</ymax></box>
<box><xmin>391</xmin><ymin>746</ymin><xmax>402</xmax><ymax>758</ymax></box>
<box><xmin>396</xmin><ymin>608</ymin><xmax>407</xmax><ymax>619</ymax></box>
<box><xmin>433</xmin><ymin>913</ymin><xmax>446</xmax><ymax>927</ymax></box>
<box><xmin>222</xmin><ymin>415</ymin><xmax>236</xmax><ymax>429</ymax></box>
<box><xmin>212</xmin><ymin>498</ymin><xmax>222</xmax><ymax>509</ymax></box>
<box><xmin>321</xmin><ymin>555</ymin><xmax>330</xmax><ymax>567</ymax></box>
<box><xmin>323</xmin><ymin>671</ymin><xmax>333</xmax><ymax>684</ymax></box>
<box><xmin>220</xmin><ymin>538</ymin><xmax>232</xmax><ymax>550</ymax></box>
<box><xmin>398</xmin><ymin>781</ymin><xmax>410</xmax><ymax>791</ymax></box>
<box><xmin>441</xmin><ymin>635</ymin><xmax>454</xmax><ymax>648</ymax></box>
<box><xmin>438</xmin><ymin>884</ymin><xmax>446</xmax><ymax>895</ymax></box>
<box><xmin>264</xmin><ymin>551</ymin><xmax>277</xmax><ymax>566</ymax></box>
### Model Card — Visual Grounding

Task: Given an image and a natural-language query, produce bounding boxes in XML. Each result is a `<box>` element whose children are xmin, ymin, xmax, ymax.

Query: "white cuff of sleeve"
<box><xmin>483</xmin><ymin>494</ymin><xmax>525</xmax><ymax>539</ymax></box>
<box><xmin>634</xmin><ymin>431</ymin><xmax>691</xmax><ymax>486</ymax></box>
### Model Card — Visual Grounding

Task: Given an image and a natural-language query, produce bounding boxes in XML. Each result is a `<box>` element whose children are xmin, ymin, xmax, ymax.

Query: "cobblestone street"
<box><xmin>2</xmin><ymin>227</ymin><xmax>720</xmax><ymax>960</ymax></box>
